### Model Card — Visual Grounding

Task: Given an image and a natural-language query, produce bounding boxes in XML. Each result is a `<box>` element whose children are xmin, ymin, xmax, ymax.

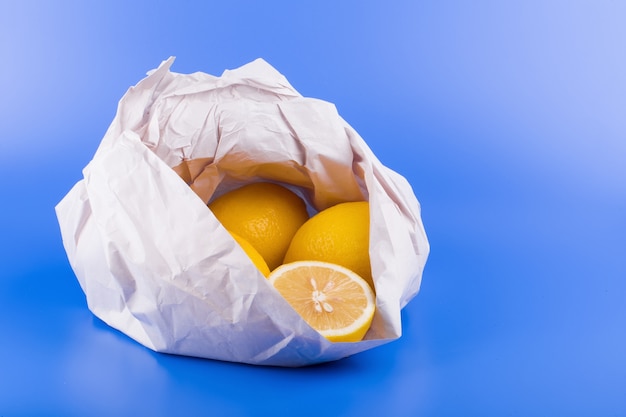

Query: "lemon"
<box><xmin>269</xmin><ymin>261</ymin><xmax>376</xmax><ymax>342</ymax></box>
<box><xmin>229</xmin><ymin>231</ymin><xmax>270</xmax><ymax>277</ymax></box>
<box><xmin>208</xmin><ymin>182</ymin><xmax>309</xmax><ymax>270</ymax></box>
<box><xmin>283</xmin><ymin>201</ymin><xmax>373</xmax><ymax>290</ymax></box>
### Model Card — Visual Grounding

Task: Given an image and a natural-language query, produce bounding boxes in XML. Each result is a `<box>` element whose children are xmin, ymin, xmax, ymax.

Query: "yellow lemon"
<box><xmin>269</xmin><ymin>261</ymin><xmax>376</xmax><ymax>342</ymax></box>
<box><xmin>283</xmin><ymin>201</ymin><xmax>373</xmax><ymax>290</ymax></box>
<box><xmin>208</xmin><ymin>182</ymin><xmax>309</xmax><ymax>270</ymax></box>
<box><xmin>229</xmin><ymin>231</ymin><xmax>270</xmax><ymax>277</ymax></box>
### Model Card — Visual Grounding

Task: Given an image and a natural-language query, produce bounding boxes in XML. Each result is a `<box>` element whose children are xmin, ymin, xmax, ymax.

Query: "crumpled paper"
<box><xmin>55</xmin><ymin>57</ymin><xmax>429</xmax><ymax>367</ymax></box>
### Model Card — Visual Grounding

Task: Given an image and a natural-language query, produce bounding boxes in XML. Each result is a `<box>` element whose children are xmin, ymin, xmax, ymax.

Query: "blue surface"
<box><xmin>1</xmin><ymin>1</ymin><xmax>625</xmax><ymax>415</ymax></box>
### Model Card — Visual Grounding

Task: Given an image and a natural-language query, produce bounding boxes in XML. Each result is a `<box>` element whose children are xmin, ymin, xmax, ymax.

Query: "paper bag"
<box><xmin>55</xmin><ymin>57</ymin><xmax>429</xmax><ymax>366</ymax></box>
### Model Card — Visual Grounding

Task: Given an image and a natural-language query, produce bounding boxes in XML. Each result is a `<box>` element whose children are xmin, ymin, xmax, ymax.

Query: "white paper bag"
<box><xmin>55</xmin><ymin>57</ymin><xmax>429</xmax><ymax>366</ymax></box>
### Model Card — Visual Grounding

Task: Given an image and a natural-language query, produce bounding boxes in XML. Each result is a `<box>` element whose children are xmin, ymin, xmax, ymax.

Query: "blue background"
<box><xmin>1</xmin><ymin>1</ymin><xmax>625</xmax><ymax>416</ymax></box>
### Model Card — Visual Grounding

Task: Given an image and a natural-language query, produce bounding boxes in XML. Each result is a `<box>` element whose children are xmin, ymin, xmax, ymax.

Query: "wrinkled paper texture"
<box><xmin>56</xmin><ymin>57</ymin><xmax>429</xmax><ymax>366</ymax></box>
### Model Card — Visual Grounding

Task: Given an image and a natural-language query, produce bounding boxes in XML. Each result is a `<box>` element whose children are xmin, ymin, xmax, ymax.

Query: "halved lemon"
<box><xmin>268</xmin><ymin>261</ymin><xmax>376</xmax><ymax>342</ymax></box>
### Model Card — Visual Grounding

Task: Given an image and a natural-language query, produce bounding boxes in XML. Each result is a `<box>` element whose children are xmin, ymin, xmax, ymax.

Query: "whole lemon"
<box><xmin>208</xmin><ymin>182</ymin><xmax>309</xmax><ymax>270</ymax></box>
<box><xmin>228</xmin><ymin>231</ymin><xmax>270</xmax><ymax>277</ymax></box>
<box><xmin>283</xmin><ymin>201</ymin><xmax>373</xmax><ymax>290</ymax></box>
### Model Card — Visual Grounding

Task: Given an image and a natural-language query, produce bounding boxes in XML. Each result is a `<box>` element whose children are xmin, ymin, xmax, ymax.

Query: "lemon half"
<box><xmin>269</xmin><ymin>260</ymin><xmax>376</xmax><ymax>343</ymax></box>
